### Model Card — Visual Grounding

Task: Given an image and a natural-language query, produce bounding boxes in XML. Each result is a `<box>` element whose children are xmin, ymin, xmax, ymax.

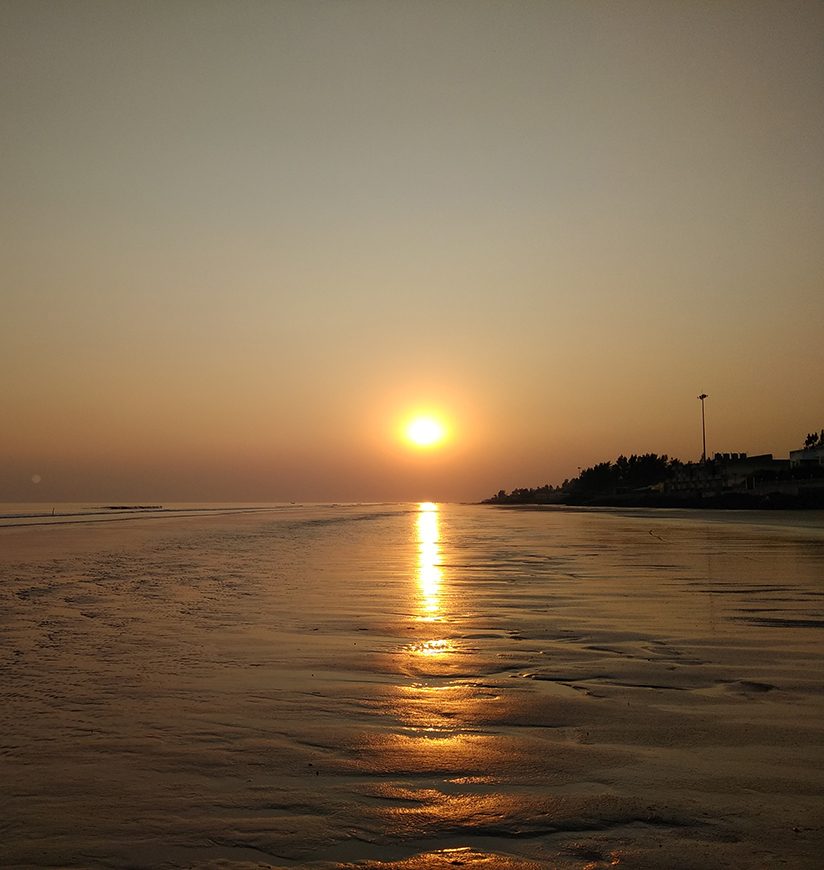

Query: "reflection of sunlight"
<box><xmin>416</xmin><ymin>502</ymin><xmax>442</xmax><ymax>623</ymax></box>
<box><xmin>395</xmin><ymin>507</ymin><xmax>464</xmax><ymax>776</ymax></box>
<box><xmin>408</xmin><ymin>638</ymin><xmax>455</xmax><ymax>656</ymax></box>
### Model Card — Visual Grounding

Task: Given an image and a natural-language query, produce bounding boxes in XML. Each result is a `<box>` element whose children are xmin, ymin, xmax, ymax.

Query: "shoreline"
<box><xmin>481</xmin><ymin>490</ymin><xmax>824</xmax><ymax>511</ymax></box>
<box><xmin>482</xmin><ymin>501</ymin><xmax>824</xmax><ymax>531</ymax></box>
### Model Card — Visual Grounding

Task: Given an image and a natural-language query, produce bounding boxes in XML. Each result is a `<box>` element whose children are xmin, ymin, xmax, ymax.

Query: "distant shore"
<box><xmin>482</xmin><ymin>491</ymin><xmax>824</xmax><ymax>510</ymax></box>
<box><xmin>483</xmin><ymin>501</ymin><xmax>824</xmax><ymax>531</ymax></box>
<box><xmin>483</xmin><ymin>445</ymin><xmax>824</xmax><ymax>511</ymax></box>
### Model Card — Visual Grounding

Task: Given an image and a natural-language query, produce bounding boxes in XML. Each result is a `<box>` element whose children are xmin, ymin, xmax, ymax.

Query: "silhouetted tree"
<box><xmin>483</xmin><ymin>445</ymin><xmax>823</xmax><ymax>508</ymax></box>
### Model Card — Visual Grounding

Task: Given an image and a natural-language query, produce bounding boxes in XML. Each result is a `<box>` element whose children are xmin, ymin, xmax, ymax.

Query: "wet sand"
<box><xmin>1</xmin><ymin>503</ymin><xmax>823</xmax><ymax>868</ymax></box>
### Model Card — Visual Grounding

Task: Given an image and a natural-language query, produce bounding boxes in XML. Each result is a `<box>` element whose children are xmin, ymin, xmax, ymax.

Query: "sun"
<box><xmin>405</xmin><ymin>415</ymin><xmax>447</xmax><ymax>448</ymax></box>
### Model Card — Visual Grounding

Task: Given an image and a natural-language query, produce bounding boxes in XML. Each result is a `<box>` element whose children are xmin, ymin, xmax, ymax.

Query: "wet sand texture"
<box><xmin>1</xmin><ymin>504</ymin><xmax>823</xmax><ymax>868</ymax></box>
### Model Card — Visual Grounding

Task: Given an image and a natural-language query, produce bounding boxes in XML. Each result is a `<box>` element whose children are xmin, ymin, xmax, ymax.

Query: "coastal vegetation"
<box><xmin>484</xmin><ymin>435</ymin><xmax>824</xmax><ymax>509</ymax></box>
<box><xmin>485</xmin><ymin>453</ymin><xmax>678</xmax><ymax>505</ymax></box>
<box><xmin>804</xmin><ymin>430</ymin><xmax>824</xmax><ymax>448</ymax></box>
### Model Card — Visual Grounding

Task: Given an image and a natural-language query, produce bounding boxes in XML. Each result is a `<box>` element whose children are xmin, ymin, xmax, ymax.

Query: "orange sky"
<box><xmin>2</xmin><ymin>1</ymin><xmax>823</xmax><ymax>503</ymax></box>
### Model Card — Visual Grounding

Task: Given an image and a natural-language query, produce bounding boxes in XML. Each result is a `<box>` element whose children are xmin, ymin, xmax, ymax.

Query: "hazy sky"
<box><xmin>2</xmin><ymin>0</ymin><xmax>823</xmax><ymax>502</ymax></box>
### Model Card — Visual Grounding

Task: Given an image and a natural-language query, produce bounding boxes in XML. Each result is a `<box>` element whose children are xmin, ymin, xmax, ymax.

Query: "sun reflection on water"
<box><xmin>404</xmin><ymin>502</ymin><xmax>456</xmax><ymax>666</ymax></box>
<box><xmin>408</xmin><ymin>638</ymin><xmax>456</xmax><ymax>657</ymax></box>
<box><xmin>384</xmin><ymin>504</ymin><xmax>491</xmax><ymax>839</ymax></box>
<box><xmin>416</xmin><ymin>502</ymin><xmax>443</xmax><ymax>624</ymax></box>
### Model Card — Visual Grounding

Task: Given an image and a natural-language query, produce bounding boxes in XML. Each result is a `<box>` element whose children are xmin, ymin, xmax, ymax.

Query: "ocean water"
<box><xmin>1</xmin><ymin>503</ymin><xmax>823</xmax><ymax>869</ymax></box>
<box><xmin>0</xmin><ymin>502</ymin><xmax>302</xmax><ymax>525</ymax></box>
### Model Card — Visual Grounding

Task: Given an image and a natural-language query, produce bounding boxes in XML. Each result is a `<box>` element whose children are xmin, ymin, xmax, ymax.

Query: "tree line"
<box><xmin>483</xmin><ymin>428</ymin><xmax>823</xmax><ymax>507</ymax></box>
<box><xmin>485</xmin><ymin>453</ymin><xmax>679</xmax><ymax>504</ymax></box>
<box><xmin>804</xmin><ymin>430</ymin><xmax>824</xmax><ymax>449</ymax></box>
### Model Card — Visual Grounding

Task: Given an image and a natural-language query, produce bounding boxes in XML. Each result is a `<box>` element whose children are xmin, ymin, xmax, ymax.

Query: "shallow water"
<box><xmin>1</xmin><ymin>503</ymin><xmax>823</xmax><ymax>868</ymax></box>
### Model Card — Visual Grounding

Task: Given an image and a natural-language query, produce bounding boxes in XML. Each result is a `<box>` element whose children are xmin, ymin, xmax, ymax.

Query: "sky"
<box><xmin>2</xmin><ymin>0</ymin><xmax>823</xmax><ymax>503</ymax></box>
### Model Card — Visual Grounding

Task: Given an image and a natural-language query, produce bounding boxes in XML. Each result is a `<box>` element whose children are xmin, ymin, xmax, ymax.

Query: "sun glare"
<box><xmin>405</xmin><ymin>416</ymin><xmax>447</xmax><ymax>448</ymax></box>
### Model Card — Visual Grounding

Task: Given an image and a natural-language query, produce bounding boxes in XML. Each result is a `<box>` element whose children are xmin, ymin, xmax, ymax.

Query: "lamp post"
<box><xmin>697</xmin><ymin>393</ymin><xmax>708</xmax><ymax>462</ymax></box>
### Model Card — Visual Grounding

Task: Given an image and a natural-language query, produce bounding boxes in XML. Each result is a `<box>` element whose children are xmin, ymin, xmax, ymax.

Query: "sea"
<box><xmin>1</xmin><ymin>502</ymin><xmax>823</xmax><ymax>869</ymax></box>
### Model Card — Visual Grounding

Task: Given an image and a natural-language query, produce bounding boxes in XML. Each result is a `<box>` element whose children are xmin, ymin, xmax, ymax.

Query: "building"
<box><xmin>663</xmin><ymin>453</ymin><xmax>790</xmax><ymax>498</ymax></box>
<box><xmin>789</xmin><ymin>445</ymin><xmax>824</xmax><ymax>468</ymax></box>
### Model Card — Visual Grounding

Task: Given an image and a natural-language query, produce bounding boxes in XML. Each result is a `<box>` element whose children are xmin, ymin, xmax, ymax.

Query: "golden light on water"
<box><xmin>416</xmin><ymin>502</ymin><xmax>442</xmax><ymax>623</ymax></box>
<box><xmin>394</xmin><ymin>506</ymin><xmax>467</xmax><ymax>793</ymax></box>
<box><xmin>407</xmin><ymin>503</ymin><xmax>456</xmax><ymax>663</ymax></box>
<box><xmin>408</xmin><ymin>638</ymin><xmax>455</xmax><ymax>657</ymax></box>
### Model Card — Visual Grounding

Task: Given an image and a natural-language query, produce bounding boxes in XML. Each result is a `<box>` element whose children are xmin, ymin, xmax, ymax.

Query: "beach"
<box><xmin>1</xmin><ymin>503</ymin><xmax>823</xmax><ymax>868</ymax></box>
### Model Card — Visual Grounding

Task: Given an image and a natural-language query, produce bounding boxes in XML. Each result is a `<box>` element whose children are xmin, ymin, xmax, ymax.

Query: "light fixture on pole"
<box><xmin>697</xmin><ymin>393</ymin><xmax>708</xmax><ymax>462</ymax></box>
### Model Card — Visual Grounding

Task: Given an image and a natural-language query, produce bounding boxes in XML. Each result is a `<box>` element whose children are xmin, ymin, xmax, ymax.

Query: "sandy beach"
<box><xmin>1</xmin><ymin>503</ymin><xmax>823</xmax><ymax>868</ymax></box>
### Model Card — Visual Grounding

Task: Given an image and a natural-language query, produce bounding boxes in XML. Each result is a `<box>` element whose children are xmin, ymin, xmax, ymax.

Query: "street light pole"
<box><xmin>698</xmin><ymin>393</ymin><xmax>708</xmax><ymax>462</ymax></box>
